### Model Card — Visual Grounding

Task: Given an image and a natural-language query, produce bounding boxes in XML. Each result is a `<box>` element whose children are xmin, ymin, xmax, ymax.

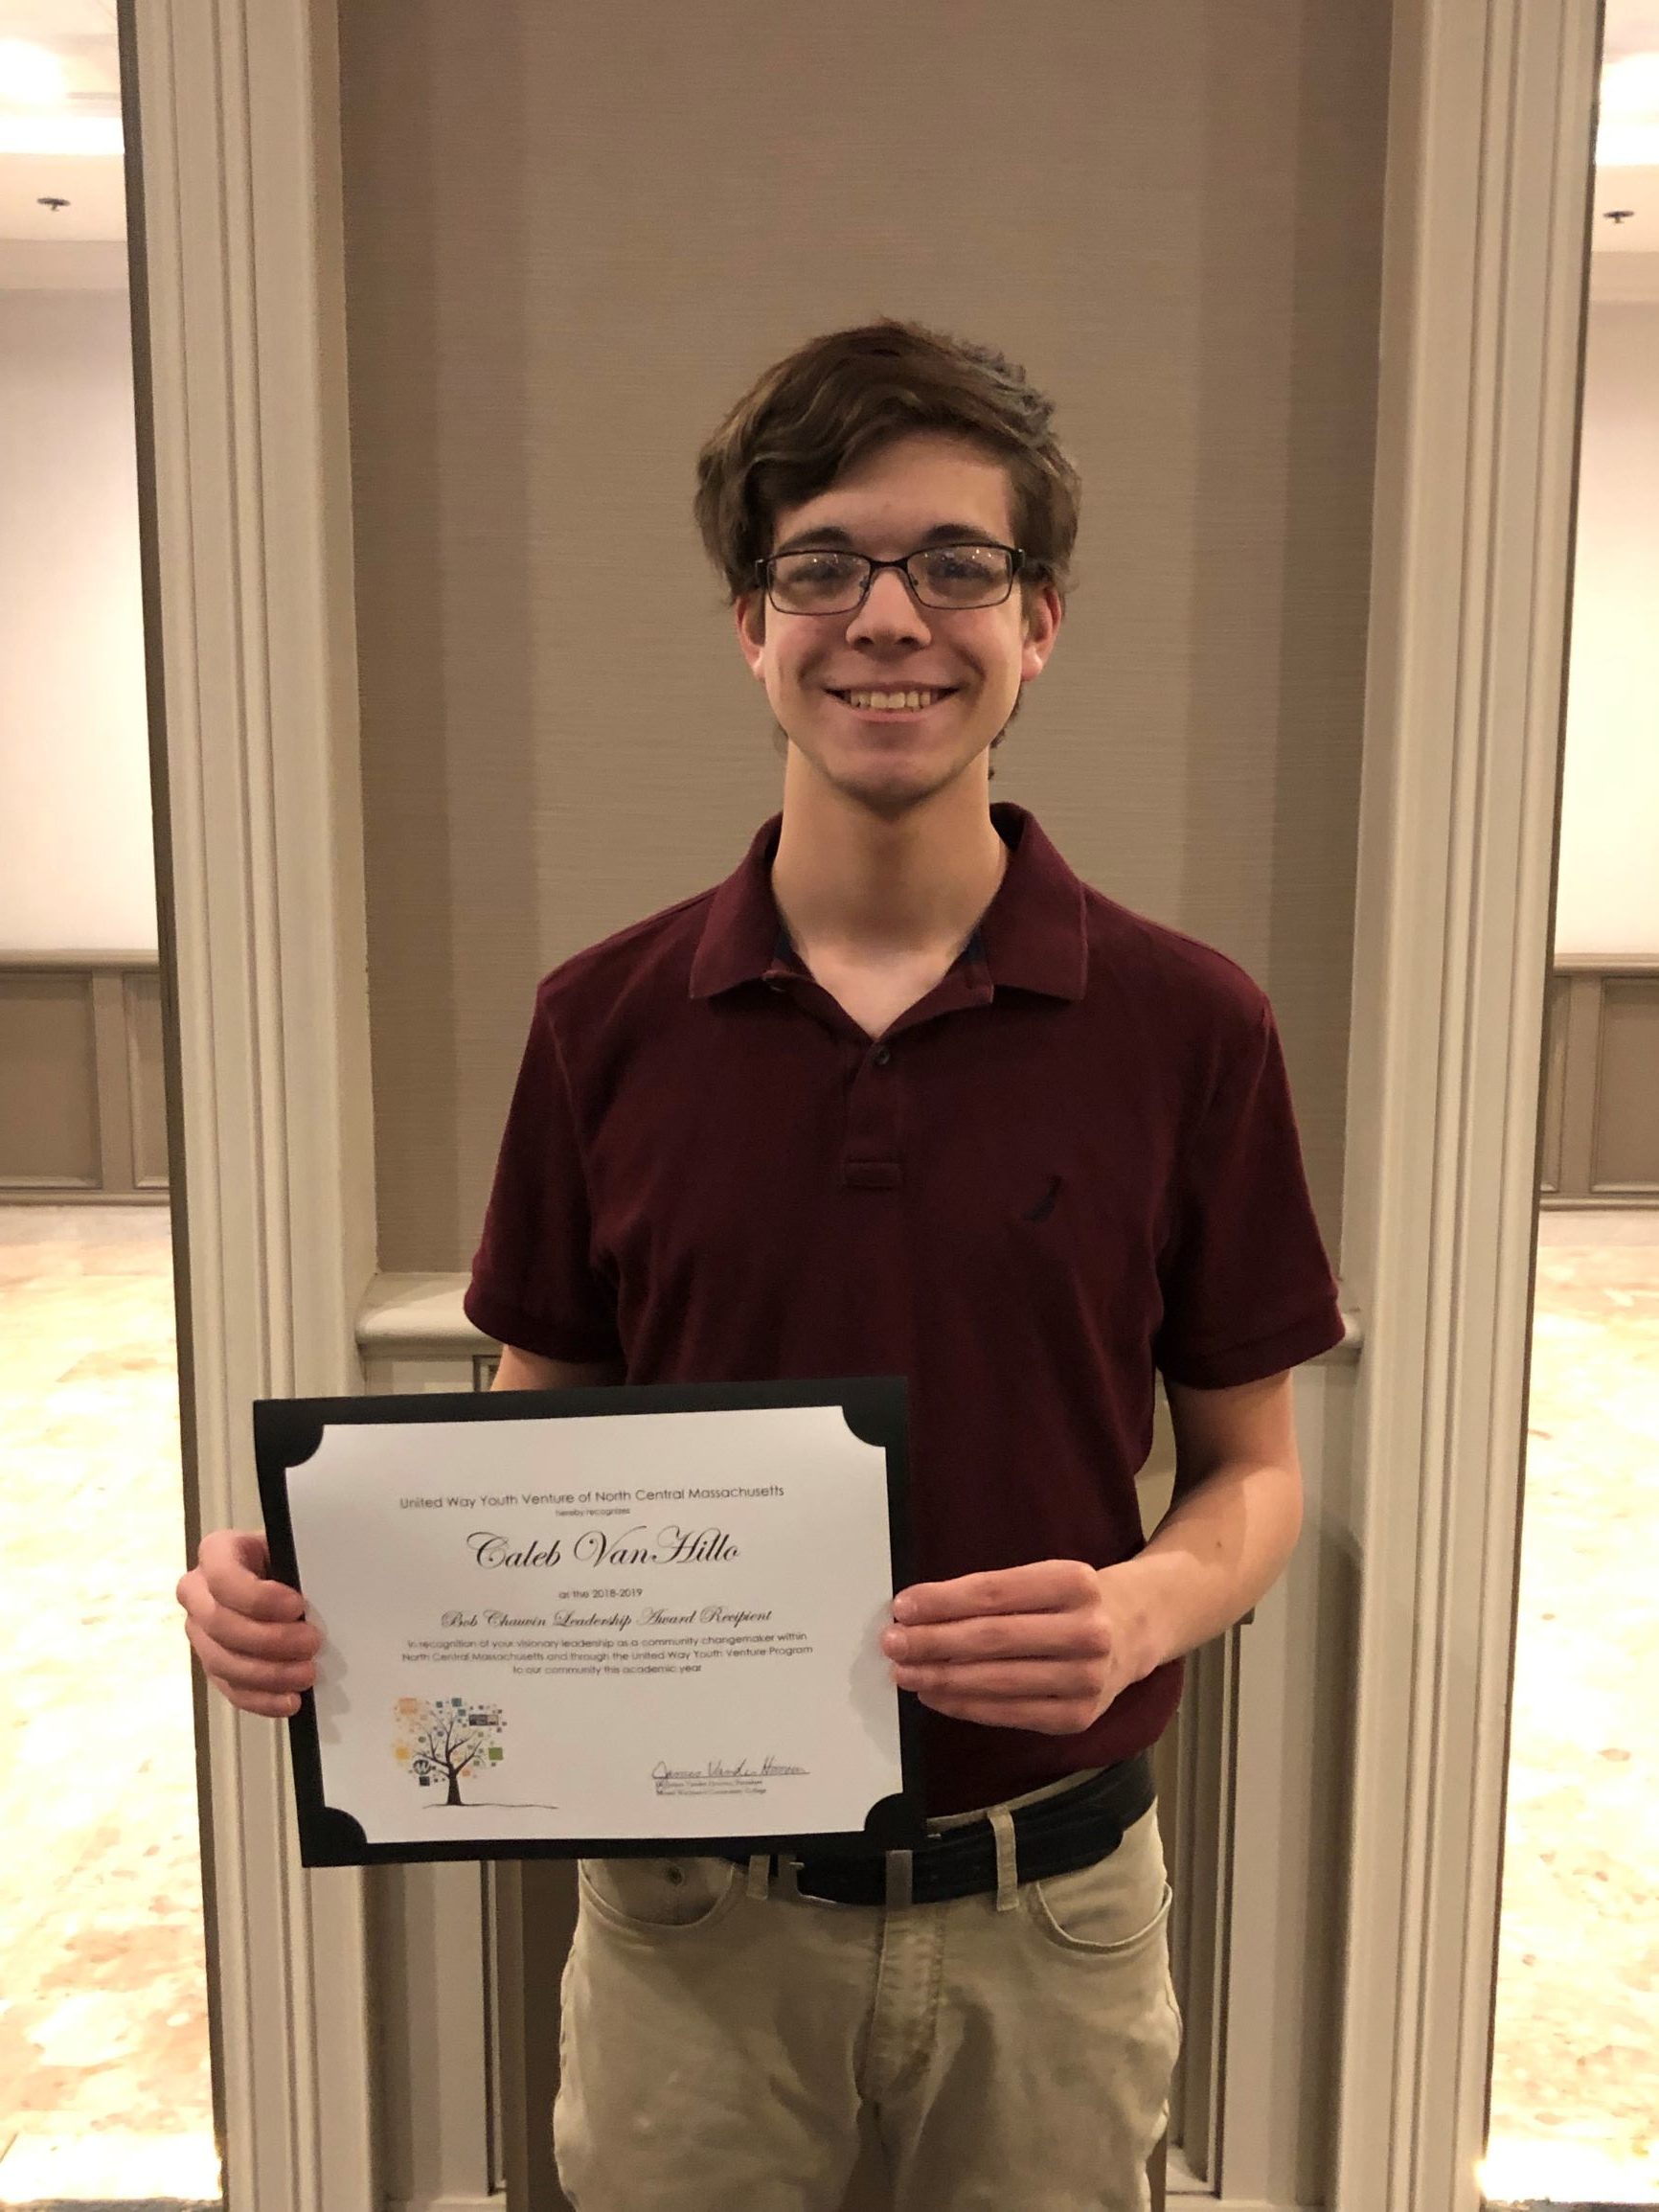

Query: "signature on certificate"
<box><xmin>650</xmin><ymin>1755</ymin><xmax>810</xmax><ymax>1794</ymax></box>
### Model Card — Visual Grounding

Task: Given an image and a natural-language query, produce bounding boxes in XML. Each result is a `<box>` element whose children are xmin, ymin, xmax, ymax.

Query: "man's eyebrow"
<box><xmin>769</xmin><ymin>520</ymin><xmax>1005</xmax><ymax>558</ymax></box>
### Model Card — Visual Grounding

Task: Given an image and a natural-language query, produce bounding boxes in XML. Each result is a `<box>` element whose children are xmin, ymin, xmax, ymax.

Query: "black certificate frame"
<box><xmin>254</xmin><ymin>1376</ymin><xmax>925</xmax><ymax>1868</ymax></box>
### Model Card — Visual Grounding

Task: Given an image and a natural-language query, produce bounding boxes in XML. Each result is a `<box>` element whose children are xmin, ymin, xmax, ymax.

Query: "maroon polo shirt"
<box><xmin>465</xmin><ymin>803</ymin><xmax>1345</xmax><ymax>1814</ymax></box>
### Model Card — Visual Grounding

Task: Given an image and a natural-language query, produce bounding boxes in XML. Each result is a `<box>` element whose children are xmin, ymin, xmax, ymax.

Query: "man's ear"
<box><xmin>735</xmin><ymin>592</ymin><xmax>767</xmax><ymax>679</ymax></box>
<box><xmin>1020</xmin><ymin>582</ymin><xmax>1063</xmax><ymax>682</ymax></box>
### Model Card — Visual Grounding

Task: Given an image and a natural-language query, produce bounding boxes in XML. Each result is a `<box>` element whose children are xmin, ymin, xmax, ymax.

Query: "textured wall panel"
<box><xmin>125</xmin><ymin>969</ymin><xmax>169</xmax><ymax>1189</ymax></box>
<box><xmin>1594</xmin><ymin>978</ymin><xmax>1659</xmax><ymax>1192</ymax></box>
<box><xmin>0</xmin><ymin>971</ymin><xmax>100</xmax><ymax>1186</ymax></box>
<box><xmin>339</xmin><ymin>0</ymin><xmax>1390</xmax><ymax>1271</ymax></box>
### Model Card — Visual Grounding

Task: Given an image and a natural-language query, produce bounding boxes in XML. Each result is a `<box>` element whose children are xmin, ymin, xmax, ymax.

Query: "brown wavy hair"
<box><xmin>693</xmin><ymin>319</ymin><xmax>1081</xmax><ymax>618</ymax></box>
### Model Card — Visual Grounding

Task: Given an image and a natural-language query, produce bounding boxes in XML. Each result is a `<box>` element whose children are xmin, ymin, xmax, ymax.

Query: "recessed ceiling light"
<box><xmin>1601</xmin><ymin>51</ymin><xmax>1659</xmax><ymax>114</ymax></box>
<box><xmin>0</xmin><ymin>36</ymin><xmax>67</xmax><ymax>105</ymax></box>
<box><xmin>1597</xmin><ymin>54</ymin><xmax>1659</xmax><ymax>165</ymax></box>
<box><xmin>1598</xmin><ymin>122</ymin><xmax>1659</xmax><ymax>165</ymax></box>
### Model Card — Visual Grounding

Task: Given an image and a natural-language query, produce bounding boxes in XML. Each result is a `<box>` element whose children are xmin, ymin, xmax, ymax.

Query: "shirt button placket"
<box><xmin>842</xmin><ymin>1039</ymin><xmax>901</xmax><ymax>1188</ymax></box>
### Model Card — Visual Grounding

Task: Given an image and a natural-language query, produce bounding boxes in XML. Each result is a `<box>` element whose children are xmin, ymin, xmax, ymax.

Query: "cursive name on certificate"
<box><xmin>467</xmin><ymin>1525</ymin><xmax>741</xmax><ymax>1568</ymax></box>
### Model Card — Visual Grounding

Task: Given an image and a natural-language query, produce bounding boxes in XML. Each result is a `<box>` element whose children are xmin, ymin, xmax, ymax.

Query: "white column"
<box><xmin>125</xmin><ymin>2</ymin><xmax>377</xmax><ymax>2204</ymax></box>
<box><xmin>1334</xmin><ymin>2</ymin><xmax>1599</xmax><ymax>2208</ymax></box>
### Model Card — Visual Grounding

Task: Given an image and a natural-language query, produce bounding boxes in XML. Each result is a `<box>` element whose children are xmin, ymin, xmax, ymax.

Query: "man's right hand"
<box><xmin>177</xmin><ymin>1529</ymin><xmax>321</xmax><ymax>1718</ymax></box>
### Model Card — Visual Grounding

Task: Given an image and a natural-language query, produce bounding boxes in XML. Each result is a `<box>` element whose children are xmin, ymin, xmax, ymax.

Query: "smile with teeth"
<box><xmin>832</xmin><ymin>686</ymin><xmax>955</xmax><ymax>712</ymax></box>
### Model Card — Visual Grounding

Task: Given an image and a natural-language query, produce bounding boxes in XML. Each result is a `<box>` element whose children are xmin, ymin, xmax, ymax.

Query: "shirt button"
<box><xmin>874</xmin><ymin>1045</ymin><xmax>892</xmax><ymax>1066</ymax></box>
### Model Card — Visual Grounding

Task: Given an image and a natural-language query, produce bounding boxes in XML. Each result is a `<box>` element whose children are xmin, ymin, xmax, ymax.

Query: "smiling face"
<box><xmin>735</xmin><ymin>432</ymin><xmax>1062</xmax><ymax>818</ymax></box>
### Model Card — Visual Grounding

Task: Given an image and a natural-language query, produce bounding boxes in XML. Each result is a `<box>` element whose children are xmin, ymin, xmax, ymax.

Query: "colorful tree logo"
<box><xmin>392</xmin><ymin>1695</ymin><xmax>506</xmax><ymax>1806</ymax></box>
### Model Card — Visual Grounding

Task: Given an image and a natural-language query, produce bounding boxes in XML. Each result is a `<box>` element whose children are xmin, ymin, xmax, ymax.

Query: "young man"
<box><xmin>179</xmin><ymin>320</ymin><xmax>1346</xmax><ymax>2212</ymax></box>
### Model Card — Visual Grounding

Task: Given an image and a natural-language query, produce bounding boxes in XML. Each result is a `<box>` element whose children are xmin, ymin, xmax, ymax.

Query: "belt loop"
<box><xmin>745</xmin><ymin>1853</ymin><xmax>771</xmax><ymax>1902</ymax></box>
<box><xmin>884</xmin><ymin>1848</ymin><xmax>914</xmax><ymax>1911</ymax></box>
<box><xmin>779</xmin><ymin>1854</ymin><xmax>804</xmax><ymax>1901</ymax></box>
<box><xmin>989</xmin><ymin>1805</ymin><xmax>1019</xmax><ymax>1911</ymax></box>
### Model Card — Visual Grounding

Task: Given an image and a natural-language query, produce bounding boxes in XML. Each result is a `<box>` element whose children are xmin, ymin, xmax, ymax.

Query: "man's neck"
<box><xmin>769</xmin><ymin>761</ymin><xmax>1009</xmax><ymax>962</ymax></box>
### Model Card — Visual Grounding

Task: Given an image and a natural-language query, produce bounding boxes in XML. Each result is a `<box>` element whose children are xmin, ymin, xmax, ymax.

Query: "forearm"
<box><xmin>489</xmin><ymin>1343</ymin><xmax>625</xmax><ymax>1391</ymax></box>
<box><xmin>1103</xmin><ymin>1456</ymin><xmax>1304</xmax><ymax>1678</ymax></box>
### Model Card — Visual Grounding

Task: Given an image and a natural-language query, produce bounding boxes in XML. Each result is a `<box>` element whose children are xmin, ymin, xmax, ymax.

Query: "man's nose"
<box><xmin>848</xmin><ymin>566</ymin><xmax>931</xmax><ymax>642</ymax></box>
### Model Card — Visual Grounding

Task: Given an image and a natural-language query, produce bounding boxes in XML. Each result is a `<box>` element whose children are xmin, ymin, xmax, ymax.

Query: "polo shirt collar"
<box><xmin>689</xmin><ymin>802</ymin><xmax>1088</xmax><ymax>1003</ymax></box>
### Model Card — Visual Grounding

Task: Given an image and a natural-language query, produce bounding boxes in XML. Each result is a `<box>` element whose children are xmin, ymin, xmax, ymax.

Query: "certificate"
<box><xmin>254</xmin><ymin>1378</ymin><xmax>924</xmax><ymax>1866</ymax></box>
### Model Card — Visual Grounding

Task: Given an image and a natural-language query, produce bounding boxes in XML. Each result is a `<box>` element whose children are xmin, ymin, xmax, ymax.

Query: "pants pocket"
<box><xmin>1021</xmin><ymin>1806</ymin><xmax>1172</xmax><ymax>1956</ymax></box>
<box><xmin>577</xmin><ymin>1854</ymin><xmax>743</xmax><ymax>1935</ymax></box>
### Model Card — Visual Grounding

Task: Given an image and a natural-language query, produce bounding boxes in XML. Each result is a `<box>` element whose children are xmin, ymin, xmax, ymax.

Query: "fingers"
<box><xmin>892</xmin><ymin>1559</ymin><xmax>1099</xmax><ymax>1627</ymax></box>
<box><xmin>883</xmin><ymin>1561</ymin><xmax>1122</xmax><ymax>1733</ymax></box>
<box><xmin>884</xmin><ymin>1607</ymin><xmax>1111</xmax><ymax>1668</ymax></box>
<box><xmin>195</xmin><ymin>1527</ymin><xmax>307</xmax><ymax>1621</ymax></box>
<box><xmin>183</xmin><ymin>1603</ymin><xmax>316</xmax><ymax>1683</ymax></box>
<box><xmin>177</xmin><ymin>1527</ymin><xmax>321</xmax><ymax>1716</ymax></box>
<box><xmin>191</xmin><ymin>1660</ymin><xmax>306</xmax><ymax>1721</ymax></box>
<box><xmin>234</xmin><ymin>1693</ymin><xmax>305</xmax><ymax>1720</ymax></box>
<box><xmin>178</xmin><ymin>1573</ymin><xmax>320</xmax><ymax>1659</ymax></box>
<box><xmin>892</xmin><ymin>1657</ymin><xmax>1107</xmax><ymax>1702</ymax></box>
<box><xmin>180</xmin><ymin>1600</ymin><xmax>317</xmax><ymax>1715</ymax></box>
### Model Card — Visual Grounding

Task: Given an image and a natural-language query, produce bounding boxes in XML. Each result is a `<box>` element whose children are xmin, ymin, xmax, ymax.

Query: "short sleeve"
<box><xmin>462</xmin><ymin>989</ymin><xmax>625</xmax><ymax>1364</ymax></box>
<box><xmin>1152</xmin><ymin>997</ymin><xmax>1346</xmax><ymax>1389</ymax></box>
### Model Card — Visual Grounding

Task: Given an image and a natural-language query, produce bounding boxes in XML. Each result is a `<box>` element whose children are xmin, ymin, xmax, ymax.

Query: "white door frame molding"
<box><xmin>125</xmin><ymin>1</ymin><xmax>377</xmax><ymax>2205</ymax></box>
<box><xmin>1334</xmin><ymin>3</ymin><xmax>1599</xmax><ymax>2210</ymax></box>
<box><xmin>127</xmin><ymin>0</ymin><xmax>1602</xmax><ymax>2205</ymax></box>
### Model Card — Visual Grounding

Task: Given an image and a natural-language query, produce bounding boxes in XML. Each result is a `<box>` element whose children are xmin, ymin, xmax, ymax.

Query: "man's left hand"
<box><xmin>880</xmin><ymin>1560</ymin><xmax>1148</xmax><ymax>1734</ymax></box>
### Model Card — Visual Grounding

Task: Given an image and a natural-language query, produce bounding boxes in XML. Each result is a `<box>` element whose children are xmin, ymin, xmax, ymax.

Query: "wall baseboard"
<box><xmin>386</xmin><ymin>2197</ymin><xmax>502</xmax><ymax>2212</ymax></box>
<box><xmin>0</xmin><ymin>1187</ymin><xmax>170</xmax><ymax>1206</ymax></box>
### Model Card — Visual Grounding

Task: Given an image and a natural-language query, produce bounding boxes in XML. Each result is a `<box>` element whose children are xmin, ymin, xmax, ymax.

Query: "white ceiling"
<box><xmin>0</xmin><ymin>0</ymin><xmax>123</xmax><ymax>257</ymax></box>
<box><xmin>1589</xmin><ymin>0</ymin><xmax>1659</xmax><ymax>297</ymax></box>
<box><xmin>1591</xmin><ymin>166</ymin><xmax>1659</xmax><ymax>256</ymax></box>
<box><xmin>1604</xmin><ymin>0</ymin><xmax>1659</xmax><ymax>65</ymax></box>
<box><xmin>0</xmin><ymin>0</ymin><xmax>116</xmax><ymax>31</ymax></box>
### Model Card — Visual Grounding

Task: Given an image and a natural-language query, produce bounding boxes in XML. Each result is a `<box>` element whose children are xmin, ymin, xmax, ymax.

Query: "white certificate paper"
<box><xmin>256</xmin><ymin>1380</ymin><xmax>920</xmax><ymax>1863</ymax></box>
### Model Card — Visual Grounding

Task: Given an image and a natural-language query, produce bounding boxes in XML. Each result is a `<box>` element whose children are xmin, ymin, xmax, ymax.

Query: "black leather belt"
<box><xmin>718</xmin><ymin>1751</ymin><xmax>1155</xmax><ymax>1907</ymax></box>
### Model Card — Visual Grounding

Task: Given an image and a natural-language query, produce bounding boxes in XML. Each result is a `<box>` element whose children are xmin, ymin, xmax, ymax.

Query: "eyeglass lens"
<box><xmin>767</xmin><ymin>544</ymin><xmax>1014</xmax><ymax>613</ymax></box>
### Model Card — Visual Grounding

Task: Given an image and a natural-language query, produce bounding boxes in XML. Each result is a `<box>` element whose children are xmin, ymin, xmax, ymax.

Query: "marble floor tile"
<box><xmin>1486</xmin><ymin>1216</ymin><xmax>1659</xmax><ymax>2205</ymax></box>
<box><xmin>0</xmin><ymin>1209</ymin><xmax>216</xmax><ymax>2206</ymax></box>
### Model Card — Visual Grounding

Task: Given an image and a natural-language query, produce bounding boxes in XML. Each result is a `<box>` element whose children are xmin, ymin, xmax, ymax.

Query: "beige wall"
<box><xmin>339</xmin><ymin>0</ymin><xmax>1391</xmax><ymax>1273</ymax></box>
<box><xmin>1555</xmin><ymin>299</ymin><xmax>1659</xmax><ymax>959</ymax></box>
<box><xmin>0</xmin><ymin>287</ymin><xmax>155</xmax><ymax>955</ymax></box>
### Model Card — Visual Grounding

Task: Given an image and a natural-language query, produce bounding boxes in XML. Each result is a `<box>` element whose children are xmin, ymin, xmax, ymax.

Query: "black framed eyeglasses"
<box><xmin>755</xmin><ymin>541</ymin><xmax>1026</xmax><ymax>615</ymax></box>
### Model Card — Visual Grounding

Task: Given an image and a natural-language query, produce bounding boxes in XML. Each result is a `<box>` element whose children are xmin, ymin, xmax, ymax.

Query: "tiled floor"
<box><xmin>0</xmin><ymin>1204</ymin><xmax>1653</xmax><ymax>2206</ymax></box>
<box><xmin>0</xmin><ymin>1209</ymin><xmax>216</xmax><ymax>2207</ymax></box>
<box><xmin>1485</xmin><ymin>1212</ymin><xmax>1659</xmax><ymax>2208</ymax></box>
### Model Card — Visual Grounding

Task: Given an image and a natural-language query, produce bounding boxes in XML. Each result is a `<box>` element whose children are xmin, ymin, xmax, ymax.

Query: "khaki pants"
<box><xmin>555</xmin><ymin>1794</ymin><xmax>1181</xmax><ymax>2212</ymax></box>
